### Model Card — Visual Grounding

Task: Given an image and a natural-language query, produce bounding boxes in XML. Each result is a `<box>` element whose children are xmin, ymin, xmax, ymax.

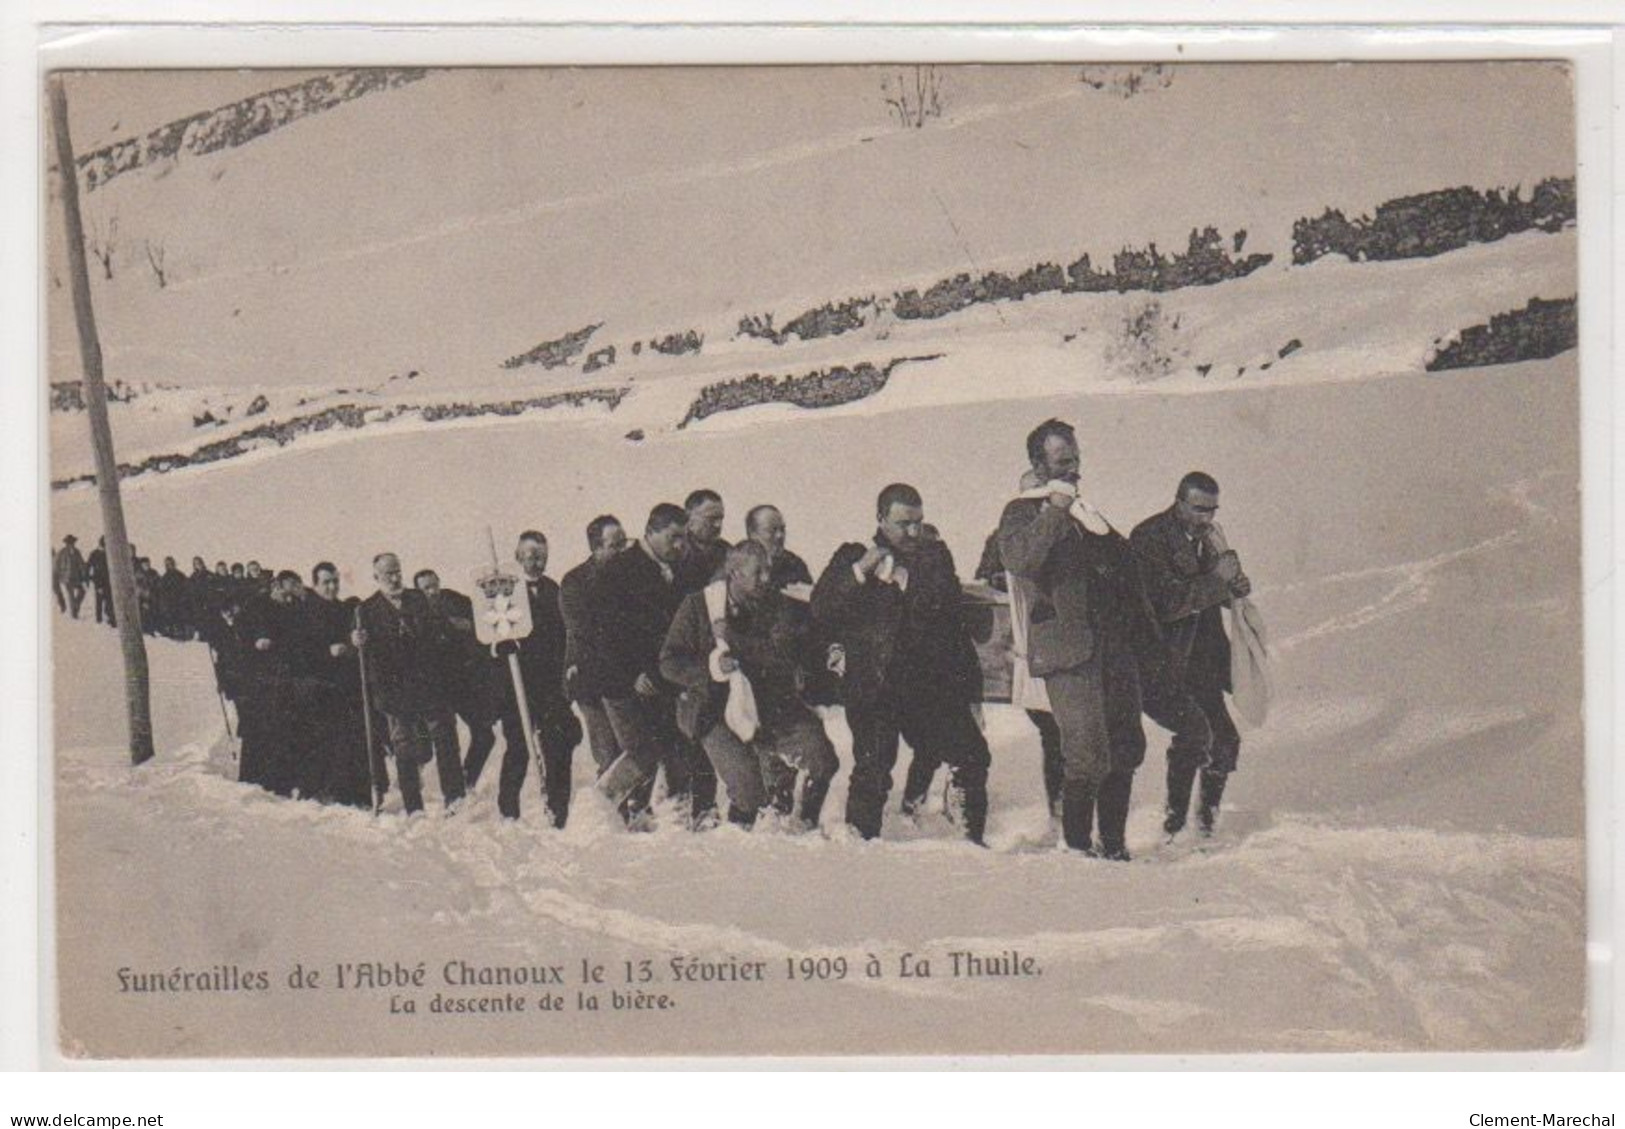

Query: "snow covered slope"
<box><xmin>50</xmin><ymin>349</ymin><xmax>1583</xmax><ymax>1057</ymax></box>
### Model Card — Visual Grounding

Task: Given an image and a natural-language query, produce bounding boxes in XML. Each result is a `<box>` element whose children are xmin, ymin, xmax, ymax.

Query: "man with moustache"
<box><xmin>354</xmin><ymin>552</ymin><xmax>467</xmax><ymax>816</ymax></box>
<box><xmin>593</xmin><ymin>503</ymin><xmax>703</xmax><ymax>828</ymax></box>
<box><xmin>1132</xmin><ymin>472</ymin><xmax>1251</xmax><ymax>838</ymax></box>
<box><xmin>997</xmin><ymin>418</ymin><xmax>1182</xmax><ymax>860</ymax></box>
<box><xmin>486</xmin><ymin>531</ymin><xmax>580</xmax><ymax>827</ymax></box>
<box><xmin>414</xmin><ymin>567</ymin><xmax>500</xmax><ymax>797</ymax></box>
<box><xmin>560</xmin><ymin>514</ymin><xmax>630</xmax><ymax>782</ymax></box>
<box><xmin>745</xmin><ymin>502</ymin><xmax>831</xmax><ymax>813</ymax></box>
<box><xmin>812</xmin><ymin>483</ymin><xmax>990</xmax><ymax>845</ymax></box>
<box><xmin>744</xmin><ymin>504</ymin><xmax>815</xmax><ymax>592</ymax></box>
<box><xmin>660</xmin><ymin>541</ymin><xmax>838</xmax><ymax>831</ymax></box>
<box><xmin>674</xmin><ymin>489</ymin><xmax>730</xmax><ymax>596</ymax></box>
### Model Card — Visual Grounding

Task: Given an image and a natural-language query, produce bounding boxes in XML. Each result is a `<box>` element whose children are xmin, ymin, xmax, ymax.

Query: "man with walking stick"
<box><xmin>353</xmin><ymin>552</ymin><xmax>466</xmax><ymax>816</ymax></box>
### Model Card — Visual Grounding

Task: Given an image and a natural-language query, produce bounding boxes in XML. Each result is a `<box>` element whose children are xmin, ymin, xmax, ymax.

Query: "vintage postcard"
<box><xmin>45</xmin><ymin>61</ymin><xmax>1584</xmax><ymax>1058</ymax></box>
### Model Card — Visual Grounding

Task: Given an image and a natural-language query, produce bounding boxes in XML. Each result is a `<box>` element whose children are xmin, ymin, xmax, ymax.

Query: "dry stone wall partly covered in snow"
<box><xmin>76</xmin><ymin>69</ymin><xmax>430</xmax><ymax>192</ymax></box>
<box><xmin>1426</xmin><ymin>297</ymin><xmax>1577</xmax><ymax>373</ymax></box>
<box><xmin>677</xmin><ymin>355</ymin><xmax>942</xmax><ymax>428</ymax></box>
<box><xmin>1291</xmin><ymin>180</ymin><xmax>1574</xmax><ymax>266</ymax></box>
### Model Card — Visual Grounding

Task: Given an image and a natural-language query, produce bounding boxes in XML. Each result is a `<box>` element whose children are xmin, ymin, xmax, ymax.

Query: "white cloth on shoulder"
<box><xmin>1015</xmin><ymin>479</ymin><xmax>1113</xmax><ymax>535</ymax></box>
<box><xmin>703</xmin><ymin>581</ymin><xmax>759</xmax><ymax>742</ymax></box>
<box><xmin>1005</xmin><ymin>474</ymin><xmax>1113</xmax><ymax>711</ymax></box>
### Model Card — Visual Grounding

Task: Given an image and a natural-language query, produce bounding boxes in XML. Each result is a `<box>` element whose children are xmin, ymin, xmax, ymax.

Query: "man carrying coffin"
<box><xmin>660</xmin><ymin>541</ymin><xmax>838</xmax><ymax>831</ymax></box>
<box><xmin>812</xmin><ymin>482</ymin><xmax>990</xmax><ymax>845</ymax></box>
<box><xmin>998</xmin><ymin>419</ymin><xmax>1177</xmax><ymax>860</ymax></box>
<box><xmin>560</xmin><ymin>515</ymin><xmax>630</xmax><ymax>781</ymax></box>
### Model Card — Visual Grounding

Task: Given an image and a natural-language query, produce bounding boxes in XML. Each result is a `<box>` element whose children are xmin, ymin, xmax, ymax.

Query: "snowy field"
<box><xmin>50</xmin><ymin>350</ymin><xmax>1585</xmax><ymax>1058</ymax></box>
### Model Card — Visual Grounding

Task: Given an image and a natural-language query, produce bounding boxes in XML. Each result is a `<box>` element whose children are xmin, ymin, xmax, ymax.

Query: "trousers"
<box><xmin>386</xmin><ymin>709</ymin><xmax>466</xmax><ymax>814</ymax></box>
<box><xmin>846</xmin><ymin>692</ymin><xmax>989</xmax><ymax>843</ymax></box>
<box><xmin>699</xmin><ymin>711</ymin><xmax>838</xmax><ymax>827</ymax></box>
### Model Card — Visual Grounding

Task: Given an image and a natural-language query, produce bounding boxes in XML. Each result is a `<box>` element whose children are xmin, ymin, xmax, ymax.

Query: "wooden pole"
<box><xmin>48</xmin><ymin>75</ymin><xmax>155</xmax><ymax>766</ymax></box>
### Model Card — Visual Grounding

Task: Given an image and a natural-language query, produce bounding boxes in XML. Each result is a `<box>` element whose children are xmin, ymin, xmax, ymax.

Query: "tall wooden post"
<box><xmin>48</xmin><ymin>74</ymin><xmax>155</xmax><ymax>765</ymax></box>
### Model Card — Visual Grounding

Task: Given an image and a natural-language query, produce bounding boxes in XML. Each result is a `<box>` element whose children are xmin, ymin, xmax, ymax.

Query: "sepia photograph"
<box><xmin>43</xmin><ymin>59</ymin><xmax>1585</xmax><ymax>1059</ymax></box>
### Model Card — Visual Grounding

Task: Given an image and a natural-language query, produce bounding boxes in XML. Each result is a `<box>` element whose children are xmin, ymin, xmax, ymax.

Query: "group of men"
<box><xmin>51</xmin><ymin>537</ymin><xmax>297</xmax><ymax>641</ymax></box>
<box><xmin>59</xmin><ymin>416</ymin><xmax>1252</xmax><ymax>856</ymax></box>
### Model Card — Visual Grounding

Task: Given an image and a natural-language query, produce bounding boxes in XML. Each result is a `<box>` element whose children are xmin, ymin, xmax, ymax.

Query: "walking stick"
<box><xmin>205</xmin><ymin>642</ymin><xmax>237</xmax><ymax>755</ymax></box>
<box><xmin>354</xmin><ymin>605</ymin><xmax>387</xmax><ymax>815</ymax></box>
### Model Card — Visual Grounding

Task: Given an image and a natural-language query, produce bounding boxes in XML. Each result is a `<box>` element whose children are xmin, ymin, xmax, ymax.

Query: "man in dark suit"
<box><xmin>1132</xmin><ymin>472</ymin><xmax>1251</xmax><ymax>838</ymax></box>
<box><xmin>674</xmin><ymin>488</ymin><xmax>730</xmax><ymax>596</ymax></box>
<box><xmin>998</xmin><ymin>419</ymin><xmax>1159</xmax><ymax>859</ymax></box>
<box><xmin>355</xmin><ymin>552</ymin><xmax>467</xmax><ymax>816</ymax></box>
<box><xmin>303</xmin><ymin>561</ymin><xmax>374</xmax><ymax>809</ymax></box>
<box><xmin>235</xmin><ymin>570</ymin><xmax>312</xmax><ymax>798</ymax></box>
<box><xmin>592</xmin><ymin>503</ymin><xmax>698</xmax><ymax>828</ymax></box>
<box><xmin>661</xmin><ymin>541</ymin><xmax>838</xmax><ymax>831</ymax></box>
<box><xmin>744</xmin><ymin>504</ymin><xmax>814</xmax><ymax>591</ymax></box>
<box><xmin>87</xmin><ymin>537</ymin><xmax>114</xmax><ymax>626</ymax></box>
<box><xmin>53</xmin><ymin>535</ymin><xmax>88</xmax><ymax>618</ymax></box>
<box><xmin>560</xmin><ymin>514</ymin><xmax>629</xmax><ymax>781</ymax></box>
<box><xmin>812</xmin><ymin>483</ymin><xmax>989</xmax><ymax>844</ymax></box>
<box><xmin>487</xmin><ymin>531</ymin><xmax>580</xmax><ymax>827</ymax></box>
<box><xmin>414</xmin><ymin>567</ymin><xmax>500</xmax><ymax>794</ymax></box>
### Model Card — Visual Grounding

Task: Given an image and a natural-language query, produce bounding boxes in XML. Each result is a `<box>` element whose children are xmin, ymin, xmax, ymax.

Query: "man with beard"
<box><xmin>354</xmin><ymin>552</ymin><xmax>467</xmax><ymax>816</ymax></box>
<box><xmin>661</xmin><ymin>541</ymin><xmax>838</xmax><ymax>831</ymax></box>
<box><xmin>593</xmin><ymin>503</ymin><xmax>701</xmax><ymax>828</ymax></box>
<box><xmin>303</xmin><ymin>561</ymin><xmax>375</xmax><ymax>809</ymax></box>
<box><xmin>414</xmin><ymin>568</ymin><xmax>500</xmax><ymax>796</ymax></box>
<box><xmin>235</xmin><ymin>570</ymin><xmax>310</xmax><ymax>797</ymax></box>
<box><xmin>997</xmin><ymin>419</ymin><xmax>1186</xmax><ymax>860</ymax></box>
<box><xmin>812</xmin><ymin>483</ymin><xmax>990</xmax><ymax>845</ymax></box>
<box><xmin>560</xmin><ymin>515</ymin><xmax>629</xmax><ymax>784</ymax></box>
<box><xmin>1132</xmin><ymin>472</ymin><xmax>1250</xmax><ymax>839</ymax></box>
<box><xmin>485</xmin><ymin>532</ymin><xmax>580</xmax><ymax>827</ymax></box>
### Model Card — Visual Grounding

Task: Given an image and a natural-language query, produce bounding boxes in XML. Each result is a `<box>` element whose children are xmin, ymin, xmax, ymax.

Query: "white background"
<box><xmin>2</xmin><ymin>0</ymin><xmax>1621</xmax><ymax>1117</ymax></box>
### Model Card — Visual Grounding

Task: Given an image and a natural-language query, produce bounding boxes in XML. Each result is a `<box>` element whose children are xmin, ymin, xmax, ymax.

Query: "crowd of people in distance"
<box><xmin>52</xmin><ymin>417</ymin><xmax>1254</xmax><ymax>857</ymax></box>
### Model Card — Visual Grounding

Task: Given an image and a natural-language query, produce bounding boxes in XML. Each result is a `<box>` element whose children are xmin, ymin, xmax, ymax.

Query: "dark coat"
<box><xmin>769</xmin><ymin>548</ymin><xmax>814</xmax><ymax>590</ymax></box>
<box><xmin>86</xmin><ymin>548</ymin><xmax>110</xmax><ymax>589</ymax></box>
<box><xmin>358</xmin><ymin>589</ymin><xmax>454</xmax><ymax>716</ymax></box>
<box><xmin>54</xmin><ymin>545</ymin><xmax>87</xmax><ymax>587</ymax></box>
<box><xmin>486</xmin><ymin>574</ymin><xmax>569</xmax><ymax>715</ymax></box>
<box><xmin>299</xmin><ymin>594</ymin><xmax>363</xmax><ymax>694</ymax></box>
<box><xmin>660</xmin><ymin>587</ymin><xmax>816</xmax><ymax>739</ymax></box>
<box><xmin>560</xmin><ymin>558</ymin><xmax>610</xmax><ymax>702</ymax></box>
<box><xmin>810</xmin><ymin>533</ymin><xmax>979</xmax><ymax>710</ymax></box>
<box><xmin>674</xmin><ymin>537</ymin><xmax>731</xmax><ymax>598</ymax></box>
<box><xmin>1130</xmin><ymin>506</ymin><xmax>1233</xmax><ymax>692</ymax></box>
<box><xmin>592</xmin><ymin>543</ymin><xmax>683</xmax><ymax>698</ymax></box>
<box><xmin>421</xmin><ymin>587</ymin><xmax>489</xmax><ymax>707</ymax></box>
